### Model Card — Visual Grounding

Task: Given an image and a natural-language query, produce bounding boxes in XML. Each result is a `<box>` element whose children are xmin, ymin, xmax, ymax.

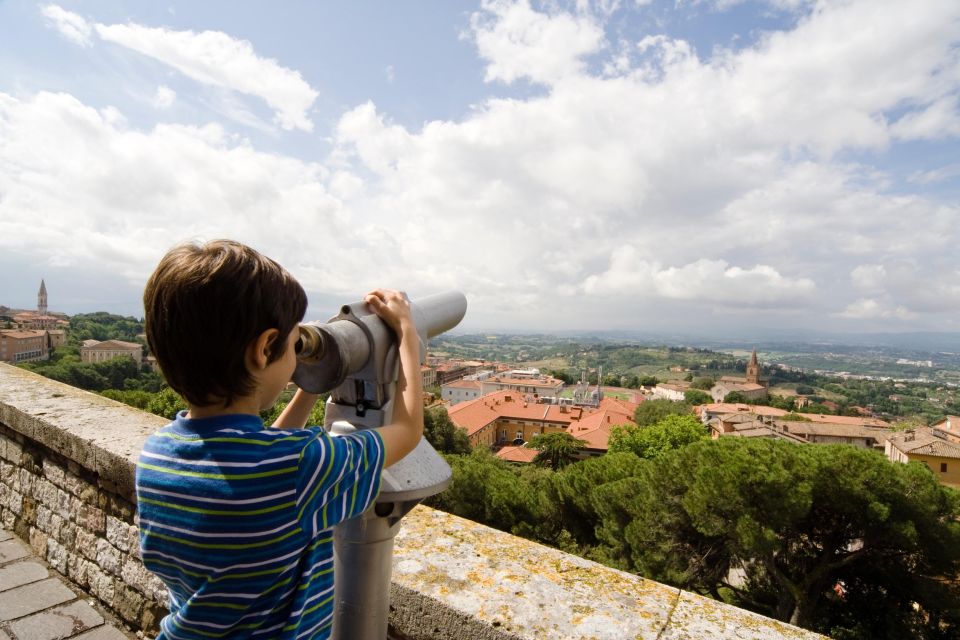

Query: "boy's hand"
<box><xmin>364</xmin><ymin>289</ymin><xmax>414</xmax><ymax>336</ymax></box>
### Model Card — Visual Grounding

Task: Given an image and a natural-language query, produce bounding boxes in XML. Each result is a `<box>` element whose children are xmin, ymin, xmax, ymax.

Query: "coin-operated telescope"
<box><xmin>293</xmin><ymin>291</ymin><xmax>467</xmax><ymax>640</ymax></box>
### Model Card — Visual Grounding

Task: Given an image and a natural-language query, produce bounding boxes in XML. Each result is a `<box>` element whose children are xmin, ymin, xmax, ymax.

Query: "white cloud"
<box><xmin>851</xmin><ymin>264</ymin><xmax>886</xmax><ymax>292</ymax></box>
<box><xmin>94</xmin><ymin>23</ymin><xmax>317</xmax><ymax>131</ymax></box>
<box><xmin>892</xmin><ymin>95</ymin><xmax>960</xmax><ymax>141</ymax></box>
<box><xmin>838</xmin><ymin>298</ymin><xmax>915</xmax><ymax>321</ymax></box>
<box><xmin>471</xmin><ymin>0</ymin><xmax>606</xmax><ymax>85</ymax></box>
<box><xmin>41</xmin><ymin>5</ymin><xmax>92</xmax><ymax>47</ymax></box>
<box><xmin>152</xmin><ymin>85</ymin><xmax>176</xmax><ymax>109</ymax></box>
<box><xmin>9</xmin><ymin>0</ymin><xmax>960</xmax><ymax>331</ymax></box>
<box><xmin>583</xmin><ymin>249</ymin><xmax>815</xmax><ymax>306</ymax></box>
<box><xmin>385</xmin><ymin>65</ymin><xmax>396</xmax><ymax>84</ymax></box>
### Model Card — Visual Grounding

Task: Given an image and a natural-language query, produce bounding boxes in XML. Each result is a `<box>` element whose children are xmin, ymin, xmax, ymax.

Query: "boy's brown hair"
<box><xmin>144</xmin><ymin>240</ymin><xmax>307</xmax><ymax>407</ymax></box>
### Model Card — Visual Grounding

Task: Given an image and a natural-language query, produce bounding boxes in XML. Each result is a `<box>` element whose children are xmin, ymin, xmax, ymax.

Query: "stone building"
<box><xmin>0</xmin><ymin>330</ymin><xmax>49</xmax><ymax>363</ymax></box>
<box><xmin>80</xmin><ymin>340</ymin><xmax>143</xmax><ymax>364</ymax></box>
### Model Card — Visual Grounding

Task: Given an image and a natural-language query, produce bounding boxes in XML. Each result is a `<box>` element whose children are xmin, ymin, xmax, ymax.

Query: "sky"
<box><xmin>1</xmin><ymin>0</ymin><xmax>959</xmax><ymax>335</ymax></box>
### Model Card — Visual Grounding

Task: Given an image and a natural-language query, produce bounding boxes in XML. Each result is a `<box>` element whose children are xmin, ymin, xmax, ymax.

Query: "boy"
<box><xmin>137</xmin><ymin>239</ymin><xmax>423</xmax><ymax>639</ymax></box>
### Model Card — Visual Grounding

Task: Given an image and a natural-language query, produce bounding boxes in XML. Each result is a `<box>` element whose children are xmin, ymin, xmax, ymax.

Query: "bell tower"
<box><xmin>746</xmin><ymin>348</ymin><xmax>760</xmax><ymax>385</ymax></box>
<box><xmin>38</xmin><ymin>280</ymin><xmax>48</xmax><ymax>315</ymax></box>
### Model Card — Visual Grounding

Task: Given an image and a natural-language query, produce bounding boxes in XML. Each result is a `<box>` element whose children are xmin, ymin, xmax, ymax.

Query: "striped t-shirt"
<box><xmin>136</xmin><ymin>411</ymin><xmax>384</xmax><ymax>640</ymax></box>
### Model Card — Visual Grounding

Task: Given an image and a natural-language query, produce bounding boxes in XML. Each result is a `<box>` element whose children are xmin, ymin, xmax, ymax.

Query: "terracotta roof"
<box><xmin>888</xmin><ymin>428</ymin><xmax>960</xmax><ymax>459</ymax></box>
<box><xmin>717</xmin><ymin>382</ymin><xmax>766</xmax><ymax>392</ymax></box>
<box><xmin>448</xmin><ymin>391</ymin><xmax>636</xmax><ymax>449</ymax></box>
<box><xmin>801</xmin><ymin>413</ymin><xmax>890</xmax><ymax>427</ymax></box>
<box><xmin>776</xmin><ymin>421</ymin><xmax>892</xmax><ymax>441</ymax></box>
<box><xmin>81</xmin><ymin>340</ymin><xmax>141</xmax><ymax>350</ymax></box>
<box><xmin>442</xmin><ymin>379</ymin><xmax>482</xmax><ymax>390</ymax></box>
<box><xmin>699</xmin><ymin>403</ymin><xmax>788</xmax><ymax>417</ymax></box>
<box><xmin>0</xmin><ymin>330</ymin><xmax>45</xmax><ymax>339</ymax></box>
<box><xmin>495</xmin><ymin>446</ymin><xmax>539</xmax><ymax>463</ymax></box>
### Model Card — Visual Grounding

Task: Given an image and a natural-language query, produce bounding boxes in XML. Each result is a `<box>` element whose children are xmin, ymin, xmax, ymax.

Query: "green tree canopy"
<box><xmin>633</xmin><ymin>398</ymin><xmax>693</xmax><ymax>426</ymax></box>
<box><xmin>608</xmin><ymin>414</ymin><xmax>708</xmax><ymax>460</ymax></box>
<box><xmin>604</xmin><ymin>438</ymin><xmax>960</xmax><ymax>638</ymax></box>
<box><xmin>527</xmin><ymin>432</ymin><xmax>586</xmax><ymax>470</ymax></box>
<box><xmin>684</xmin><ymin>389</ymin><xmax>713</xmax><ymax>405</ymax></box>
<box><xmin>424</xmin><ymin>406</ymin><xmax>472</xmax><ymax>455</ymax></box>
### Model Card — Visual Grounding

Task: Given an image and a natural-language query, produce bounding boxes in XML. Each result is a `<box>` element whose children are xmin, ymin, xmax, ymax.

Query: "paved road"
<box><xmin>0</xmin><ymin>529</ymin><xmax>136</xmax><ymax>640</ymax></box>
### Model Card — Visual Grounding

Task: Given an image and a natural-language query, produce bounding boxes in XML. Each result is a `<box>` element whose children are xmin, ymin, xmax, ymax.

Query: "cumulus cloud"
<box><xmin>41</xmin><ymin>5</ymin><xmax>93</xmax><ymax>47</ymax></box>
<box><xmin>152</xmin><ymin>85</ymin><xmax>176</xmax><ymax>109</ymax></box>
<box><xmin>838</xmin><ymin>298</ymin><xmax>915</xmax><ymax>321</ymax></box>
<box><xmin>41</xmin><ymin>5</ymin><xmax>317</xmax><ymax>131</ymax></box>
<box><xmin>94</xmin><ymin>23</ymin><xmax>317</xmax><ymax>131</ymax></box>
<box><xmin>471</xmin><ymin>0</ymin><xmax>606</xmax><ymax>85</ymax></box>
<box><xmin>13</xmin><ymin>0</ymin><xmax>960</xmax><ymax>331</ymax></box>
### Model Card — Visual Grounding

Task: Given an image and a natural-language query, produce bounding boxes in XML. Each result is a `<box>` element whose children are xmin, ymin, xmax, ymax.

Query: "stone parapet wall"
<box><xmin>0</xmin><ymin>365</ymin><xmax>167</xmax><ymax>633</ymax></box>
<box><xmin>0</xmin><ymin>363</ymin><xmax>825</xmax><ymax>640</ymax></box>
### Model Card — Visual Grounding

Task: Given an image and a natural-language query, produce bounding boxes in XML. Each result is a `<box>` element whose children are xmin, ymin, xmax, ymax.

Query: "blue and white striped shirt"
<box><xmin>136</xmin><ymin>411</ymin><xmax>384</xmax><ymax>640</ymax></box>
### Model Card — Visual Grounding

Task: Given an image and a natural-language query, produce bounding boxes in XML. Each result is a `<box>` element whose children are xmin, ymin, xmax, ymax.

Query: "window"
<box><xmin>941</xmin><ymin>463</ymin><xmax>948</xmax><ymax>473</ymax></box>
<box><xmin>516</xmin><ymin>431</ymin><xmax>523</xmax><ymax>440</ymax></box>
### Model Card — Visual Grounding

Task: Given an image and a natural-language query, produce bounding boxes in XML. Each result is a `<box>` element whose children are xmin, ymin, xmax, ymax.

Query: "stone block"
<box><xmin>55</xmin><ymin>488</ymin><xmax>71</xmax><ymax>519</ymax></box>
<box><xmin>67</xmin><ymin>552</ymin><xmax>90</xmax><ymax>588</ymax></box>
<box><xmin>87</xmin><ymin>564</ymin><xmax>116</xmax><ymax>604</ymax></box>
<box><xmin>42</xmin><ymin>458</ymin><xmax>66</xmax><ymax>488</ymax></box>
<box><xmin>113</xmin><ymin>584</ymin><xmax>143</xmax><ymax>624</ymax></box>
<box><xmin>0</xmin><ymin>537</ymin><xmax>31</xmax><ymax>563</ymax></box>
<box><xmin>19</xmin><ymin>468</ymin><xmax>36</xmax><ymax>496</ymax></box>
<box><xmin>97</xmin><ymin>539</ymin><xmax>122</xmax><ymax>577</ymax></box>
<box><xmin>7</xmin><ymin>599</ymin><xmax>104</xmax><ymax>639</ymax></box>
<box><xmin>0</xmin><ymin>577</ymin><xmax>75</xmax><ymax>621</ymax></box>
<box><xmin>0</xmin><ymin>558</ymin><xmax>47</xmax><ymax>592</ymax></box>
<box><xmin>120</xmin><ymin>558</ymin><xmax>160</xmax><ymax>599</ymax></box>
<box><xmin>21</xmin><ymin>495</ymin><xmax>37</xmax><ymax>526</ymax></box>
<box><xmin>4</xmin><ymin>488</ymin><xmax>22</xmax><ymax>514</ymax></box>
<box><xmin>77</xmin><ymin>529</ymin><xmax>99</xmax><ymax>561</ymax></box>
<box><xmin>75</xmin><ymin>502</ymin><xmax>106</xmax><ymax>534</ymax></box>
<box><xmin>73</xmin><ymin>625</ymin><xmax>132</xmax><ymax>639</ymax></box>
<box><xmin>3</xmin><ymin>437</ymin><xmax>22</xmax><ymax>463</ymax></box>
<box><xmin>29</xmin><ymin>526</ymin><xmax>48</xmax><ymax>557</ymax></box>
<box><xmin>34</xmin><ymin>477</ymin><xmax>58</xmax><ymax>509</ymax></box>
<box><xmin>46</xmin><ymin>538</ymin><xmax>68</xmax><ymax>574</ymax></box>
<box><xmin>60</xmin><ymin>521</ymin><xmax>77</xmax><ymax>548</ymax></box>
<box><xmin>1</xmin><ymin>508</ymin><xmax>14</xmax><ymax>529</ymax></box>
<box><xmin>0</xmin><ymin>461</ymin><xmax>15</xmax><ymax>484</ymax></box>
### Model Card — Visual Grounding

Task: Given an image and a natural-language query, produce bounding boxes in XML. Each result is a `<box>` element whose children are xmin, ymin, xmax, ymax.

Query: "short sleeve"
<box><xmin>296</xmin><ymin>427</ymin><xmax>385</xmax><ymax>538</ymax></box>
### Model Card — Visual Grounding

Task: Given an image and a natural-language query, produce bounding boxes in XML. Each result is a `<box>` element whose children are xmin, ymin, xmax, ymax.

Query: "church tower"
<box><xmin>38</xmin><ymin>280</ymin><xmax>48</xmax><ymax>315</ymax></box>
<box><xmin>746</xmin><ymin>348</ymin><xmax>760</xmax><ymax>385</ymax></box>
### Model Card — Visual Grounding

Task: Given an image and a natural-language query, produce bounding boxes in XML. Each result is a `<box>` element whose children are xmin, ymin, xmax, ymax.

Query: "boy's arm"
<box><xmin>272</xmin><ymin>389</ymin><xmax>321</xmax><ymax>429</ymax></box>
<box><xmin>365</xmin><ymin>290</ymin><xmax>424</xmax><ymax>468</ymax></box>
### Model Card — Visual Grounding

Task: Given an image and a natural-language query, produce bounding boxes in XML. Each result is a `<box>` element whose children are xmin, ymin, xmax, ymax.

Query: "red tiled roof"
<box><xmin>495</xmin><ymin>446</ymin><xmax>539</xmax><ymax>463</ymax></box>
<box><xmin>442</xmin><ymin>379</ymin><xmax>482</xmax><ymax>390</ymax></box>
<box><xmin>448</xmin><ymin>391</ymin><xmax>636</xmax><ymax>450</ymax></box>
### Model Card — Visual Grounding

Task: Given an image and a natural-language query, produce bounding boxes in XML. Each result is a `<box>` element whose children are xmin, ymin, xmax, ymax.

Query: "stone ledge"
<box><xmin>0</xmin><ymin>364</ymin><xmax>164</xmax><ymax>500</ymax></box>
<box><xmin>391</xmin><ymin>506</ymin><xmax>824</xmax><ymax>640</ymax></box>
<box><xmin>0</xmin><ymin>363</ymin><xmax>826</xmax><ymax>639</ymax></box>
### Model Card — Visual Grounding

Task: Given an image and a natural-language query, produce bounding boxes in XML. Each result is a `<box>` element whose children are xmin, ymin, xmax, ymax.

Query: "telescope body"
<box><xmin>292</xmin><ymin>291</ymin><xmax>467</xmax><ymax>640</ymax></box>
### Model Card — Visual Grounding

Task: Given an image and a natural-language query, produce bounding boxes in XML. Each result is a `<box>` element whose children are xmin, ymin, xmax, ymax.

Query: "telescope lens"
<box><xmin>294</xmin><ymin>336</ymin><xmax>304</xmax><ymax>355</ymax></box>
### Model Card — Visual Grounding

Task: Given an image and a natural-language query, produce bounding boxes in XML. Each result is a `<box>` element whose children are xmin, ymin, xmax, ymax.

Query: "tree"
<box><xmin>609</xmin><ymin>438</ymin><xmax>960</xmax><ymax>639</ymax></box>
<box><xmin>426</xmin><ymin>448</ymin><xmax>537</xmax><ymax>535</ymax></box>
<box><xmin>424</xmin><ymin>406</ymin><xmax>471</xmax><ymax>454</ymax></box>
<box><xmin>146</xmin><ymin>387</ymin><xmax>187</xmax><ymax>419</ymax></box>
<box><xmin>638</xmin><ymin>375</ymin><xmax>659</xmax><ymax>387</ymax></box>
<box><xmin>527</xmin><ymin>432</ymin><xmax>586</xmax><ymax>470</ymax></box>
<box><xmin>684</xmin><ymin>389</ymin><xmax>712</xmax><ymax>405</ymax></box>
<box><xmin>633</xmin><ymin>398</ymin><xmax>692</xmax><ymax>427</ymax></box>
<box><xmin>691</xmin><ymin>377</ymin><xmax>715</xmax><ymax>391</ymax></box>
<box><xmin>608</xmin><ymin>414</ymin><xmax>707</xmax><ymax>460</ymax></box>
<box><xmin>723</xmin><ymin>391</ymin><xmax>747</xmax><ymax>404</ymax></box>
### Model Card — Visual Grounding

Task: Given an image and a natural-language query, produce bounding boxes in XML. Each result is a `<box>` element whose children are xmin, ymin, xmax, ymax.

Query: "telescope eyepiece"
<box><xmin>296</xmin><ymin>324</ymin><xmax>326</xmax><ymax>360</ymax></box>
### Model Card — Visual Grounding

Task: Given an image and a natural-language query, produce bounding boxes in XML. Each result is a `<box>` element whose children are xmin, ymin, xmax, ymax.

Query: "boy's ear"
<box><xmin>247</xmin><ymin>328</ymin><xmax>280</xmax><ymax>371</ymax></box>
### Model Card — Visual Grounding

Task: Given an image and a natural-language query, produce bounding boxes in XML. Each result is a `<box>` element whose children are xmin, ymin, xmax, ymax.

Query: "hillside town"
<box><xmin>5</xmin><ymin>280</ymin><xmax>960</xmax><ymax>490</ymax></box>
